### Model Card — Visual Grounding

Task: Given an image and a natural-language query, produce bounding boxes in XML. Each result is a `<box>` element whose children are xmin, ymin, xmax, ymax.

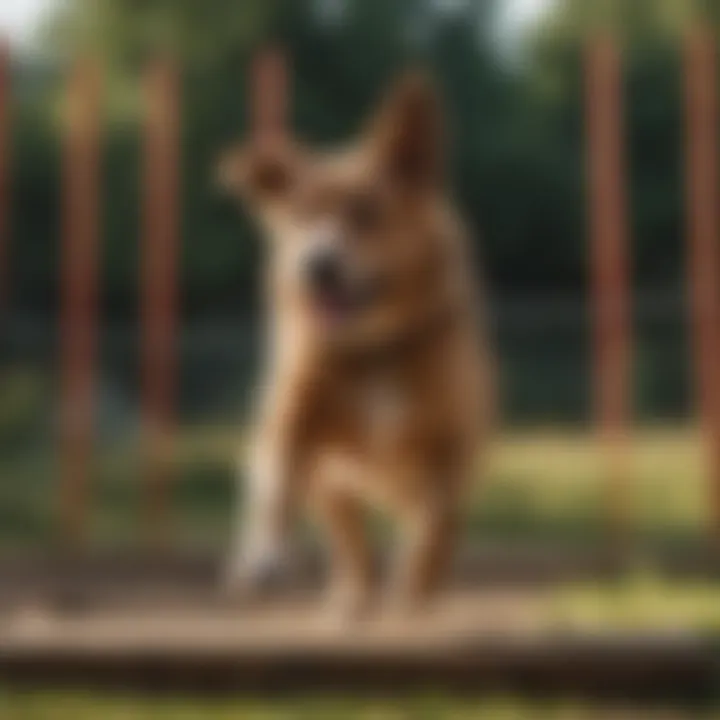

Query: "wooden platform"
<box><xmin>1</xmin><ymin>601</ymin><xmax>717</xmax><ymax>700</ymax></box>
<box><xmin>1</xmin><ymin>549</ymin><xmax>719</xmax><ymax>700</ymax></box>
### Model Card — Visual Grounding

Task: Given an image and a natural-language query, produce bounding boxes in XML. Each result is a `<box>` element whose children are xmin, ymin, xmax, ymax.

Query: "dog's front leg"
<box><xmin>225</xmin><ymin>439</ymin><xmax>292</xmax><ymax>594</ymax></box>
<box><xmin>225</xmin><ymin>371</ymin><xmax>312</xmax><ymax>596</ymax></box>
<box><xmin>389</xmin><ymin>490</ymin><xmax>460</xmax><ymax>612</ymax></box>
<box><xmin>312</xmin><ymin>488</ymin><xmax>374</xmax><ymax>621</ymax></box>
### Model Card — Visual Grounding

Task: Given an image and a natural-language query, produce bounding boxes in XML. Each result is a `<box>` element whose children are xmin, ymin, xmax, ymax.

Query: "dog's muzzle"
<box><xmin>304</xmin><ymin>248</ymin><xmax>344</xmax><ymax>295</ymax></box>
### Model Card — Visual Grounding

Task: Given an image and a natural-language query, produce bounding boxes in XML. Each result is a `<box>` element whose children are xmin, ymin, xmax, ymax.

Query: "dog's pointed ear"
<box><xmin>367</xmin><ymin>70</ymin><xmax>445</xmax><ymax>189</ymax></box>
<box><xmin>216</xmin><ymin>46</ymin><xmax>300</xmax><ymax>205</ymax></box>
<box><xmin>216</xmin><ymin>139</ymin><xmax>301</xmax><ymax>203</ymax></box>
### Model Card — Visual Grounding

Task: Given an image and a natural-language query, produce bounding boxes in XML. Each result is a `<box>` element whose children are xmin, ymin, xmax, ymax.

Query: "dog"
<box><xmin>218</xmin><ymin>64</ymin><xmax>495</xmax><ymax>618</ymax></box>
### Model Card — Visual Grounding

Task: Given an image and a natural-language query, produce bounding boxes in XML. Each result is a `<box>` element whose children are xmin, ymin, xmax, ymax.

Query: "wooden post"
<box><xmin>0</xmin><ymin>38</ymin><xmax>9</xmax><ymax>323</ymax></box>
<box><xmin>59</xmin><ymin>60</ymin><xmax>102</xmax><ymax>545</ymax></box>
<box><xmin>141</xmin><ymin>58</ymin><xmax>180</xmax><ymax>546</ymax></box>
<box><xmin>684</xmin><ymin>28</ymin><xmax>720</xmax><ymax>541</ymax></box>
<box><xmin>251</xmin><ymin>46</ymin><xmax>289</xmax><ymax>143</ymax></box>
<box><xmin>585</xmin><ymin>35</ymin><xmax>632</xmax><ymax>541</ymax></box>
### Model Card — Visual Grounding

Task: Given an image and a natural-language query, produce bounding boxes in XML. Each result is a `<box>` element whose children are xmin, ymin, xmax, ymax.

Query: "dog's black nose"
<box><xmin>305</xmin><ymin>251</ymin><xmax>343</xmax><ymax>293</ymax></box>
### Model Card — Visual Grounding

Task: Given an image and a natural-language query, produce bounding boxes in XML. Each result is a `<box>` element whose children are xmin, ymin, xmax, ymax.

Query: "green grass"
<box><xmin>543</xmin><ymin>572</ymin><xmax>720</xmax><ymax>633</ymax></box>
<box><xmin>471</xmin><ymin>427</ymin><xmax>709</xmax><ymax>546</ymax></box>
<box><xmin>1</xmin><ymin>692</ymin><xmax>717</xmax><ymax>720</ymax></box>
<box><xmin>0</xmin><ymin>426</ymin><xmax>713</xmax><ymax>551</ymax></box>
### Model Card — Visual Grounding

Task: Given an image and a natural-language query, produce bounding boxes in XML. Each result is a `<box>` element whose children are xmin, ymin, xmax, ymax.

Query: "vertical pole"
<box><xmin>684</xmin><ymin>28</ymin><xmax>720</xmax><ymax>541</ymax></box>
<box><xmin>585</xmin><ymin>35</ymin><xmax>632</xmax><ymax>542</ymax></box>
<box><xmin>251</xmin><ymin>46</ymin><xmax>289</xmax><ymax>143</ymax></box>
<box><xmin>0</xmin><ymin>38</ymin><xmax>9</xmax><ymax>323</ymax></box>
<box><xmin>142</xmin><ymin>58</ymin><xmax>179</xmax><ymax>547</ymax></box>
<box><xmin>59</xmin><ymin>60</ymin><xmax>102</xmax><ymax>546</ymax></box>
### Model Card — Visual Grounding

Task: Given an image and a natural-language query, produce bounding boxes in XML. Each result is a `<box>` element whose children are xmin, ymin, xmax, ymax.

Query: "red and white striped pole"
<box><xmin>59</xmin><ymin>59</ymin><xmax>102</xmax><ymax>545</ymax></box>
<box><xmin>585</xmin><ymin>35</ymin><xmax>632</xmax><ymax>542</ymax></box>
<box><xmin>141</xmin><ymin>58</ymin><xmax>180</xmax><ymax>546</ymax></box>
<box><xmin>684</xmin><ymin>28</ymin><xmax>720</xmax><ymax>541</ymax></box>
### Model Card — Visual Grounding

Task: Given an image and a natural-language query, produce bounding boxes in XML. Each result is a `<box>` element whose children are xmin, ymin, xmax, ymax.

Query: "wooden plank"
<box><xmin>58</xmin><ymin>60</ymin><xmax>102</xmax><ymax>546</ymax></box>
<box><xmin>0</xmin><ymin>634</ymin><xmax>715</xmax><ymax>700</ymax></box>
<box><xmin>141</xmin><ymin>59</ymin><xmax>180</xmax><ymax>546</ymax></box>
<box><xmin>585</xmin><ymin>36</ymin><xmax>632</xmax><ymax>543</ymax></box>
<box><xmin>684</xmin><ymin>28</ymin><xmax>720</xmax><ymax>542</ymax></box>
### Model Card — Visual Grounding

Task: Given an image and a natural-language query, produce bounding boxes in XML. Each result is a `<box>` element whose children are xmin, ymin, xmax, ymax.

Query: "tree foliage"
<box><xmin>9</xmin><ymin>0</ymin><xmax>706</xmax><ymax>316</ymax></box>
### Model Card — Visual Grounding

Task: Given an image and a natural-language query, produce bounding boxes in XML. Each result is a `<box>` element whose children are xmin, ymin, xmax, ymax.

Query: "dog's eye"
<box><xmin>346</xmin><ymin>191</ymin><xmax>383</xmax><ymax>236</ymax></box>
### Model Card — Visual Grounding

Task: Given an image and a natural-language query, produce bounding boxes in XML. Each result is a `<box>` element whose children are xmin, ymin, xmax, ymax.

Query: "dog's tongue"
<box><xmin>317</xmin><ymin>290</ymin><xmax>352</xmax><ymax>324</ymax></box>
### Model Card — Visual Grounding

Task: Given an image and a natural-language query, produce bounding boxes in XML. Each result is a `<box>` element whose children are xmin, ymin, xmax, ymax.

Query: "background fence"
<box><xmin>0</xmin><ymin>31</ymin><xmax>719</xmax><ymax>553</ymax></box>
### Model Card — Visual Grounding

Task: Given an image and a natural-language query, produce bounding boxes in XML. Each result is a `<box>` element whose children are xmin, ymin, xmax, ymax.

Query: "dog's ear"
<box><xmin>216</xmin><ymin>139</ymin><xmax>301</xmax><ymax>204</ymax></box>
<box><xmin>368</xmin><ymin>70</ymin><xmax>444</xmax><ymax>189</ymax></box>
<box><xmin>216</xmin><ymin>46</ymin><xmax>300</xmax><ymax>207</ymax></box>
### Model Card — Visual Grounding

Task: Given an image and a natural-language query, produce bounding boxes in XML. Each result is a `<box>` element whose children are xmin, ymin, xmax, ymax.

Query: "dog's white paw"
<box><xmin>222</xmin><ymin>548</ymin><xmax>288</xmax><ymax>603</ymax></box>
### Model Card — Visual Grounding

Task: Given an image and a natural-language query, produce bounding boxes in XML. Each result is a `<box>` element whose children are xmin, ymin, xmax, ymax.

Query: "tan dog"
<box><xmin>219</xmin><ymin>62</ymin><xmax>494</xmax><ymax>617</ymax></box>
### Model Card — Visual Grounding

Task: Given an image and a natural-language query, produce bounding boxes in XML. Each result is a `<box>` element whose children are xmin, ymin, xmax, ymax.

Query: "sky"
<box><xmin>498</xmin><ymin>0</ymin><xmax>555</xmax><ymax>48</ymax></box>
<box><xmin>0</xmin><ymin>0</ymin><xmax>55</xmax><ymax>45</ymax></box>
<box><xmin>504</xmin><ymin>0</ymin><xmax>554</xmax><ymax>27</ymax></box>
<box><xmin>0</xmin><ymin>0</ymin><xmax>554</xmax><ymax>46</ymax></box>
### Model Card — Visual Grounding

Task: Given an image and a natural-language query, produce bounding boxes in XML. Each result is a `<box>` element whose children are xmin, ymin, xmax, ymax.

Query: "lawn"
<box><xmin>0</xmin><ymin>426</ymin><xmax>713</xmax><ymax>550</ymax></box>
<box><xmin>0</xmin><ymin>693</ymin><xmax>717</xmax><ymax>720</ymax></box>
<box><xmin>543</xmin><ymin>571</ymin><xmax>720</xmax><ymax>633</ymax></box>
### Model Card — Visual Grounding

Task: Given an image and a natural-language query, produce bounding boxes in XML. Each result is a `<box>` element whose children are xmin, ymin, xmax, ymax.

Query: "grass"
<box><xmin>1</xmin><ymin>693</ymin><xmax>718</xmax><ymax>720</ymax></box>
<box><xmin>543</xmin><ymin>572</ymin><xmax>720</xmax><ymax>633</ymax></box>
<box><xmin>472</xmin><ymin>426</ymin><xmax>709</xmax><ymax>546</ymax></box>
<box><xmin>0</xmin><ymin>426</ymin><xmax>713</xmax><ymax>551</ymax></box>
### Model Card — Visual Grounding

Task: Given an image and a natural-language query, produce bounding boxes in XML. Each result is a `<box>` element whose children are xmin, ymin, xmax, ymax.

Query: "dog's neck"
<box><xmin>327</xmin><ymin>301</ymin><xmax>464</xmax><ymax>373</ymax></box>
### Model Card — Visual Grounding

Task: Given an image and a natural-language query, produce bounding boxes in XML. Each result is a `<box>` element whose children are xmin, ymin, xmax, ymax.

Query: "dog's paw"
<box><xmin>221</xmin><ymin>560</ymin><xmax>254</xmax><ymax>604</ymax></box>
<box><xmin>321</xmin><ymin>581</ymin><xmax>375</xmax><ymax>626</ymax></box>
<box><xmin>222</xmin><ymin>553</ymin><xmax>286</xmax><ymax>605</ymax></box>
<box><xmin>382</xmin><ymin>587</ymin><xmax>439</xmax><ymax>622</ymax></box>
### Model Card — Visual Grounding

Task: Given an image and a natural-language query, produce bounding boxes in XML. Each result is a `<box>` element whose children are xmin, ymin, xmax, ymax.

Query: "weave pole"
<box><xmin>0</xmin><ymin>38</ymin><xmax>9</xmax><ymax>322</ymax></box>
<box><xmin>684</xmin><ymin>29</ymin><xmax>720</xmax><ymax>541</ymax></box>
<box><xmin>141</xmin><ymin>59</ymin><xmax>180</xmax><ymax>546</ymax></box>
<box><xmin>59</xmin><ymin>60</ymin><xmax>102</xmax><ymax>545</ymax></box>
<box><xmin>251</xmin><ymin>45</ymin><xmax>289</xmax><ymax>144</ymax></box>
<box><xmin>585</xmin><ymin>35</ymin><xmax>632</xmax><ymax>542</ymax></box>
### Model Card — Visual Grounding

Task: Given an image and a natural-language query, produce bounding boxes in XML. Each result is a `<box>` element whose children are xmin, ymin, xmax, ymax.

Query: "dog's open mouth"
<box><xmin>312</xmin><ymin>277</ymin><xmax>386</xmax><ymax>325</ymax></box>
<box><xmin>312</xmin><ymin>285</ymin><xmax>362</xmax><ymax>323</ymax></box>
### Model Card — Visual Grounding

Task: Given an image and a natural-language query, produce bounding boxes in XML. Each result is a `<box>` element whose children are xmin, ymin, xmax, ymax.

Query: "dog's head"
<box><xmin>219</xmin><ymin>67</ymin><xmax>456</xmax><ymax>347</ymax></box>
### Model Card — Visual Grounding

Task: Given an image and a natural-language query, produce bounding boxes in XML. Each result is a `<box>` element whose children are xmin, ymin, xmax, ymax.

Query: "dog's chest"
<box><xmin>356</xmin><ymin>377</ymin><xmax>407</xmax><ymax>447</ymax></box>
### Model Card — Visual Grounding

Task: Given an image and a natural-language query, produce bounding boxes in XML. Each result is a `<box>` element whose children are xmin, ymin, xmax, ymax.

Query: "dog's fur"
<box><xmin>220</xmin><ymin>70</ymin><xmax>494</xmax><ymax>616</ymax></box>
